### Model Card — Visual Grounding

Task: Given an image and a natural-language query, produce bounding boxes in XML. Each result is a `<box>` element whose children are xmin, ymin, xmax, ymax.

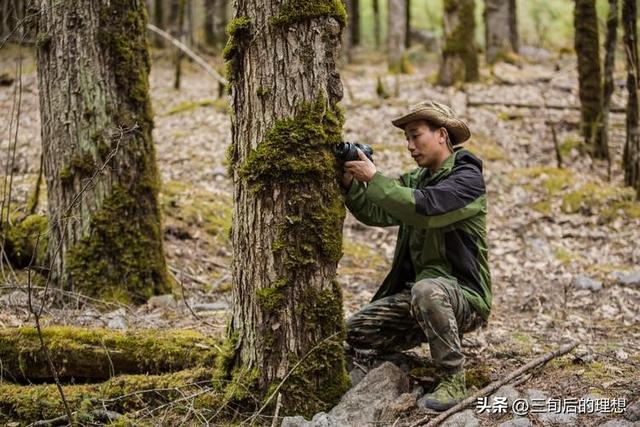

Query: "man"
<box><xmin>342</xmin><ymin>100</ymin><xmax>491</xmax><ymax>411</ymax></box>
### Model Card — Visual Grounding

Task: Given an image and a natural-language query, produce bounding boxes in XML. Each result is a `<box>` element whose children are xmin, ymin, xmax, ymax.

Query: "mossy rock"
<box><xmin>561</xmin><ymin>182</ymin><xmax>636</xmax><ymax>215</ymax></box>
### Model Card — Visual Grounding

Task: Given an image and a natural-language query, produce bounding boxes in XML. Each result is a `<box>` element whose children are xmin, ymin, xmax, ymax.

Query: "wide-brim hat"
<box><xmin>391</xmin><ymin>100</ymin><xmax>471</xmax><ymax>144</ymax></box>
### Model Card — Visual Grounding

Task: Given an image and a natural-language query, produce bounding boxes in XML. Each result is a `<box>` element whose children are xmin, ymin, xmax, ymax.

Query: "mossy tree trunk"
<box><xmin>35</xmin><ymin>0</ymin><xmax>170</xmax><ymax>304</ymax></box>
<box><xmin>623</xmin><ymin>0</ymin><xmax>640</xmax><ymax>197</ymax></box>
<box><xmin>484</xmin><ymin>0</ymin><xmax>517</xmax><ymax>64</ymax></box>
<box><xmin>438</xmin><ymin>0</ymin><xmax>479</xmax><ymax>85</ymax></box>
<box><xmin>225</xmin><ymin>0</ymin><xmax>349</xmax><ymax>417</ymax></box>
<box><xmin>574</xmin><ymin>0</ymin><xmax>607</xmax><ymax>158</ymax></box>
<box><xmin>388</xmin><ymin>0</ymin><xmax>407</xmax><ymax>72</ymax></box>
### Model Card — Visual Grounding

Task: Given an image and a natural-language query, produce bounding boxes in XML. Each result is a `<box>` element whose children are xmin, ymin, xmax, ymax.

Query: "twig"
<box><xmin>146</xmin><ymin>23</ymin><xmax>228</xmax><ymax>86</ymax></box>
<box><xmin>270</xmin><ymin>393</ymin><xmax>282</xmax><ymax>427</ymax></box>
<box><xmin>410</xmin><ymin>341</ymin><xmax>579</xmax><ymax>427</ymax></box>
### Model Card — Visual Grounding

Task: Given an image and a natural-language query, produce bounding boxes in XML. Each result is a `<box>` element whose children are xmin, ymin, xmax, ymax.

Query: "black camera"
<box><xmin>334</xmin><ymin>142</ymin><xmax>374</xmax><ymax>162</ymax></box>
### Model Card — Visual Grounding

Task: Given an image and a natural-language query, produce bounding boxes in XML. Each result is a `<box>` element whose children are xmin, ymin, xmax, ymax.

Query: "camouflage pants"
<box><xmin>346</xmin><ymin>277</ymin><xmax>484</xmax><ymax>373</ymax></box>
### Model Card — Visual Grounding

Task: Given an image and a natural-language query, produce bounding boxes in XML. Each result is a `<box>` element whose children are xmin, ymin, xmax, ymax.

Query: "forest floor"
<box><xmin>1</xmin><ymin>44</ymin><xmax>639</xmax><ymax>426</ymax></box>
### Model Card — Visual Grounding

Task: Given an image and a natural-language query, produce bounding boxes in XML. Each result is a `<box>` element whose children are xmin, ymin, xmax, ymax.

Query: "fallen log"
<box><xmin>0</xmin><ymin>367</ymin><xmax>214</xmax><ymax>425</ymax></box>
<box><xmin>0</xmin><ymin>326</ymin><xmax>220</xmax><ymax>383</ymax></box>
<box><xmin>410</xmin><ymin>341</ymin><xmax>579</xmax><ymax>427</ymax></box>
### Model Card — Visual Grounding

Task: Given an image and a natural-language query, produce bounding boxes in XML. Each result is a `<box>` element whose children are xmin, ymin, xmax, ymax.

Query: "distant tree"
<box><xmin>152</xmin><ymin>0</ymin><xmax>165</xmax><ymax>47</ymax></box>
<box><xmin>373</xmin><ymin>0</ymin><xmax>381</xmax><ymax>48</ymax></box>
<box><xmin>602</xmin><ymin>0</ymin><xmax>619</xmax><ymax>165</ymax></box>
<box><xmin>224</xmin><ymin>0</ymin><xmax>349</xmax><ymax>416</ymax></box>
<box><xmin>351</xmin><ymin>0</ymin><xmax>360</xmax><ymax>46</ymax></box>
<box><xmin>623</xmin><ymin>0</ymin><xmax>640</xmax><ymax>196</ymax></box>
<box><xmin>574</xmin><ymin>0</ymin><xmax>608</xmax><ymax>159</ymax></box>
<box><xmin>204</xmin><ymin>0</ymin><xmax>228</xmax><ymax>50</ymax></box>
<box><xmin>35</xmin><ymin>0</ymin><xmax>169</xmax><ymax>303</ymax></box>
<box><xmin>405</xmin><ymin>0</ymin><xmax>411</xmax><ymax>47</ymax></box>
<box><xmin>438</xmin><ymin>0</ymin><xmax>479</xmax><ymax>85</ymax></box>
<box><xmin>174</xmin><ymin>0</ymin><xmax>186</xmax><ymax>89</ymax></box>
<box><xmin>388</xmin><ymin>0</ymin><xmax>407</xmax><ymax>72</ymax></box>
<box><xmin>484</xmin><ymin>0</ymin><xmax>518</xmax><ymax>63</ymax></box>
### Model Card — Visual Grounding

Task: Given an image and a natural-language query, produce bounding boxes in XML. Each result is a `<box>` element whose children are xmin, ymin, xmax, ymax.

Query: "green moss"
<box><xmin>270</xmin><ymin>0</ymin><xmax>347</xmax><ymax>28</ymax></box>
<box><xmin>0</xmin><ymin>326</ymin><xmax>219</xmax><ymax>383</ymax></box>
<box><xmin>222</xmin><ymin>16</ymin><xmax>251</xmax><ymax>83</ymax></box>
<box><xmin>35</xmin><ymin>32</ymin><xmax>51</xmax><ymax>50</ymax></box>
<box><xmin>531</xmin><ymin>200</ymin><xmax>552</xmax><ymax>215</ymax></box>
<box><xmin>440</xmin><ymin>0</ymin><xmax>478</xmax><ymax>83</ymax></box>
<box><xmin>165</xmin><ymin>98</ymin><xmax>229</xmax><ymax>116</ymax></box>
<box><xmin>509</xmin><ymin>167</ymin><xmax>574</xmax><ymax>195</ymax></box>
<box><xmin>3</xmin><ymin>214</ymin><xmax>48</xmax><ymax>269</ymax></box>
<box><xmin>256</xmin><ymin>286</ymin><xmax>285</xmax><ymax>313</ymax></box>
<box><xmin>465</xmin><ymin>132</ymin><xmax>506</xmax><ymax>161</ymax></box>
<box><xmin>554</xmin><ymin>247</ymin><xmax>584</xmax><ymax>264</ymax></box>
<box><xmin>65</xmin><ymin>182</ymin><xmax>169</xmax><ymax>305</ymax></box>
<box><xmin>465</xmin><ymin>365</ymin><xmax>491</xmax><ymax>389</ymax></box>
<box><xmin>559</xmin><ymin>136</ymin><xmax>581</xmax><ymax>157</ymax></box>
<box><xmin>561</xmin><ymin>182</ymin><xmax>636</xmax><ymax>215</ymax></box>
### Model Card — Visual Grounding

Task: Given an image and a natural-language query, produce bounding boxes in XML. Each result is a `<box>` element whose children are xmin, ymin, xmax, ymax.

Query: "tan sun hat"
<box><xmin>391</xmin><ymin>100</ymin><xmax>471</xmax><ymax>144</ymax></box>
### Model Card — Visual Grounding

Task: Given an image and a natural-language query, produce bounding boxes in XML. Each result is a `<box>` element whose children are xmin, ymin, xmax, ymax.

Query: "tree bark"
<box><xmin>601</xmin><ymin>0</ymin><xmax>618</xmax><ymax>163</ymax></box>
<box><xmin>35</xmin><ymin>0</ymin><xmax>169</xmax><ymax>304</ymax></box>
<box><xmin>574</xmin><ymin>0</ymin><xmax>606</xmax><ymax>157</ymax></box>
<box><xmin>226</xmin><ymin>0</ymin><xmax>349</xmax><ymax>417</ymax></box>
<box><xmin>623</xmin><ymin>0</ymin><xmax>640</xmax><ymax>197</ymax></box>
<box><xmin>484</xmin><ymin>0</ymin><xmax>516</xmax><ymax>63</ymax></box>
<box><xmin>388</xmin><ymin>0</ymin><xmax>407</xmax><ymax>72</ymax></box>
<box><xmin>0</xmin><ymin>326</ymin><xmax>219</xmax><ymax>383</ymax></box>
<box><xmin>438</xmin><ymin>0</ymin><xmax>479</xmax><ymax>85</ymax></box>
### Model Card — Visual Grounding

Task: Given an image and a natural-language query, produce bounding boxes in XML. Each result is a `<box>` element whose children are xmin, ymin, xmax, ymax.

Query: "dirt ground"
<box><xmin>1</xmin><ymin>44</ymin><xmax>639</xmax><ymax>426</ymax></box>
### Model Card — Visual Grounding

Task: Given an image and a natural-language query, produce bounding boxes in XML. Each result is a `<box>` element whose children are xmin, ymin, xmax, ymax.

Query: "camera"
<box><xmin>334</xmin><ymin>142</ymin><xmax>374</xmax><ymax>162</ymax></box>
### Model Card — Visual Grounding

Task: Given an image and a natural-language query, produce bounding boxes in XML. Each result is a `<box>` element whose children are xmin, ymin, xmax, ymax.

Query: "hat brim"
<box><xmin>391</xmin><ymin>109</ymin><xmax>471</xmax><ymax>144</ymax></box>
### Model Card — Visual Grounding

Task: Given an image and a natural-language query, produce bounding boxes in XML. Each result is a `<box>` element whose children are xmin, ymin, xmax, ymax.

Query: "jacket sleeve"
<box><xmin>344</xmin><ymin>179</ymin><xmax>401</xmax><ymax>227</ymax></box>
<box><xmin>364</xmin><ymin>164</ymin><xmax>486</xmax><ymax>229</ymax></box>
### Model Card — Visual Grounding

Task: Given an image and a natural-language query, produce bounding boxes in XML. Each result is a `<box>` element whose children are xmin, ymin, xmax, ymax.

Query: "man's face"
<box><xmin>404</xmin><ymin>120</ymin><xmax>446</xmax><ymax>168</ymax></box>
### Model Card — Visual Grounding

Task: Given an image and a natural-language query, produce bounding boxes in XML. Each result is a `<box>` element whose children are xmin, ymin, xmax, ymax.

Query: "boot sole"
<box><xmin>420</xmin><ymin>398</ymin><xmax>460</xmax><ymax>412</ymax></box>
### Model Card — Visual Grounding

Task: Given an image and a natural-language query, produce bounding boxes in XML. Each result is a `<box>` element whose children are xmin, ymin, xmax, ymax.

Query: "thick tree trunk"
<box><xmin>574</xmin><ymin>0</ymin><xmax>606</xmax><ymax>157</ymax></box>
<box><xmin>0</xmin><ymin>327</ymin><xmax>219</xmax><ymax>383</ymax></box>
<box><xmin>623</xmin><ymin>0</ymin><xmax>640</xmax><ymax>196</ymax></box>
<box><xmin>225</xmin><ymin>0</ymin><xmax>349</xmax><ymax>417</ymax></box>
<box><xmin>601</xmin><ymin>0</ymin><xmax>618</xmax><ymax>163</ymax></box>
<box><xmin>35</xmin><ymin>0</ymin><xmax>169</xmax><ymax>304</ymax></box>
<box><xmin>484</xmin><ymin>0</ymin><xmax>516</xmax><ymax>63</ymax></box>
<box><xmin>388</xmin><ymin>0</ymin><xmax>407</xmax><ymax>72</ymax></box>
<box><xmin>438</xmin><ymin>0</ymin><xmax>479</xmax><ymax>85</ymax></box>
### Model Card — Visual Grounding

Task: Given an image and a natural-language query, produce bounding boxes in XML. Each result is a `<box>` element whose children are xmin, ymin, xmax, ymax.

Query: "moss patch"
<box><xmin>270</xmin><ymin>0</ymin><xmax>347</xmax><ymax>28</ymax></box>
<box><xmin>561</xmin><ymin>182</ymin><xmax>637</xmax><ymax>215</ymax></box>
<box><xmin>465</xmin><ymin>132</ymin><xmax>507</xmax><ymax>162</ymax></box>
<box><xmin>222</xmin><ymin>16</ymin><xmax>251</xmax><ymax>83</ymax></box>
<box><xmin>2</xmin><ymin>214</ymin><xmax>48</xmax><ymax>269</ymax></box>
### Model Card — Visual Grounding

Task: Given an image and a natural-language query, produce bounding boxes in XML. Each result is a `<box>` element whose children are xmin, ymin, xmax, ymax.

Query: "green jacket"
<box><xmin>345</xmin><ymin>149</ymin><xmax>492</xmax><ymax>320</ymax></box>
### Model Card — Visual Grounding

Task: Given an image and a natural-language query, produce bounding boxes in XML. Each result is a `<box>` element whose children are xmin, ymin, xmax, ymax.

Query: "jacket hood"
<box><xmin>455</xmin><ymin>149</ymin><xmax>483</xmax><ymax>172</ymax></box>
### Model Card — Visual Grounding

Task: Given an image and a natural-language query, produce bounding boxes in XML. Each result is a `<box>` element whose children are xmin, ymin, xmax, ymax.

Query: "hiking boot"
<box><xmin>418</xmin><ymin>370</ymin><xmax>467</xmax><ymax>411</ymax></box>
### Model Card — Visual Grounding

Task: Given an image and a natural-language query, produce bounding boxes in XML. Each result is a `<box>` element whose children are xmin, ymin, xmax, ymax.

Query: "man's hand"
<box><xmin>342</xmin><ymin>171</ymin><xmax>354</xmax><ymax>189</ymax></box>
<box><xmin>344</xmin><ymin>148</ymin><xmax>377</xmax><ymax>183</ymax></box>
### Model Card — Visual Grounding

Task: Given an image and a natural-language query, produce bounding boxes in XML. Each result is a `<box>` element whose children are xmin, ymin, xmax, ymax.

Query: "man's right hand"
<box><xmin>342</xmin><ymin>171</ymin><xmax>354</xmax><ymax>189</ymax></box>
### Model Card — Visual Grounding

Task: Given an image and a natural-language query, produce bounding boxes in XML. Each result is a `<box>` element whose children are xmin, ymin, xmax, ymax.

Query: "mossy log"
<box><xmin>0</xmin><ymin>367</ymin><xmax>216</xmax><ymax>425</ymax></box>
<box><xmin>0</xmin><ymin>326</ymin><xmax>219</xmax><ymax>383</ymax></box>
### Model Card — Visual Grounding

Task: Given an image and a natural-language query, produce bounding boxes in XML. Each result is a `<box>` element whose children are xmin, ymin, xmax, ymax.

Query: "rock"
<box><xmin>625</xmin><ymin>399</ymin><xmax>640</xmax><ymax>421</ymax></box>
<box><xmin>349</xmin><ymin>367</ymin><xmax>366</xmax><ymax>388</ymax></box>
<box><xmin>491</xmin><ymin>385</ymin><xmax>522</xmax><ymax>409</ymax></box>
<box><xmin>440</xmin><ymin>409</ymin><xmax>479</xmax><ymax>427</ymax></box>
<box><xmin>379</xmin><ymin>393</ymin><xmax>416</xmax><ymax>423</ymax></box>
<box><xmin>106</xmin><ymin>316</ymin><xmax>127</xmax><ymax>330</ymax></box>
<box><xmin>596</xmin><ymin>421</ymin><xmax>636</xmax><ymax>427</ymax></box>
<box><xmin>148</xmin><ymin>294</ymin><xmax>177</xmax><ymax>309</ymax></box>
<box><xmin>281</xmin><ymin>416</ymin><xmax>311</xmax><ymax>427</ymax></box>
<box><xmin>618</xmin><ymin>271</ymin><xmax>640</xmax><ymax>288</ymax></box>
<box><xmin>328</xmin><ymin>362</ymin><xmax>410</xmax><ymax>426</ymax></box>
<box><xmin>192</xmin><ymin>302</ymin><xmax>228</xmax><ymax>312</ymax></box>
<box><xmin>497</xmin><ymin>418</ymin><xmax>532</xmax><ymax>427</ymax></box>
<box><xmin>0</xmin><ymin>290</ymin><xmax>28</xmax><ymax>306</ymax></box>
<box><xmin>524</xmin><ymin>389</ymin><xmax>578</xmax><ymax>426</ymax></box>
<box><xmin>308</xmin><ymin>413</ymin><xmax>339</xmax><ymax>427</ymax></box>
<box><xmin>581</xmin><ymin>394</ymin><xmax>607</xmax><ymax>417</ymax></box>
<box><xmin>411</xmin><ymin>385</ymin><xmax>424</xmax><ymax>398</ymax></box>
<box><xmin>572</xmin><ymin>275</ymin><xmax>603</xmax><ymax>291</ymax></box>
<box><xmin>211</xmin><ymin>166</ymin><xmax>227</xmax><ymax>177</ymax></box>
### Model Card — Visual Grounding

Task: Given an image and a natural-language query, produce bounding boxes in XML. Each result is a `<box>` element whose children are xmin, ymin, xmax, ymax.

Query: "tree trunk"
<box><xmin>0</xmin><ymin>326</ymin><xmax>219</xmax><ymax>383</ymax></box>
<box><xmin>574</xmin><ymin>0</ymin><xmax>606</xmax><ymax>157</ymax></box>
<box><xmin>213</xmin><ymin>0</ymin><xmax>229</xmax><ymax>50</ymax></box>
<box><xmin>484</xmin><ymin>0</ymin><xmax>516</xmax><ymax>63</ymax></box>
<box><xmin>509</xmin><ymin>0</ymin><xmax>518</xmax><ymax>52</ymax></box>
<box><xmin>174</xmin><ymin>0</ymin><xmax>186</xmax><ymax>89</ymax></box>
<box><xmin>373</xmin><ymin>0</ymin><xmax>380</xmax><ymax>48</ymax></box>
<box><xmin>405</xmin><ymin>0</ymin><xmax>411</xmax><ymax>47</ymax></box>
<box><xmin>35</xmin><ymin>0</ymin><xmax>170</xmax><ymax>304</ymax></box>
<box><xmin>343</xmin><ymin>0</ymin><xmax>353</xmax><ymax>62</ymax></box>
<box><xmin>152</xmin><ymin>0</ymin><xmax>165</xmax><ymax>47</ymax></box>
<box><xmin>623</xmin><ymin>0</ymin><xmax>640</xmax><ymax>197</ymax></box>
<box><xmin>351</xmin><ymin>0</ymin><xmax>360</xmax><ymax>46</ymax></box>
<box><xmin>204</xmin><ymin>0</ymin><xmax>216</xmax><ymax>47</ymax></box>
<box><xmin>388</xmin><ymin>0</ymin><xmax>407</xmax><ymax>72</ymax></box>
<box><xmin>602</xmin><ymin>0</ymin><xmax>618</xmax><ymax>164</ymax></box>
<box><xmin>225</xmin><ymin>0</ymin><xmax>349</xmax><ymax>417</ymax></box>
<box><xmin>438</xmin><ymin>0</ymin><xmax>479</xmax><ymax>85</ymax></box>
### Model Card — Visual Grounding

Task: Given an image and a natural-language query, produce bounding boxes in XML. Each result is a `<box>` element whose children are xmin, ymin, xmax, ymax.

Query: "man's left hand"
<box><xmin>344</xmin><ymin>148</ymin><xmax>377</xmax><ymax>183</ymax></box>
